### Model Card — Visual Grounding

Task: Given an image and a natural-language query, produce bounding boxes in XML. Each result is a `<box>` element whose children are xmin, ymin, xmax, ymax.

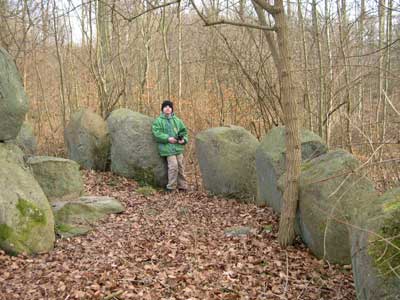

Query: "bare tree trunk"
<box><xmin>324</xmin><ymin>0</ymin><xmax>333</xmax><ymax>146</ymax></box>
<box><xmin>161</xmin><ymin>6</ymin><xmax>171</xmax><ymax>99</ymax></box>
<box><xmin>177</xmin><ymin>0</ymin><xmax>182</xmax><ymax>112</ymax></box>
<box><xmin>252</xmin><ymin>0</ymin><xmax>301</xmax><ymax>246</ymax></box>
<box><xmin>52</xmin><ymin>0</ymin><xmax>66</xmax><ymax>134</ymax></box>
<box><xmin>40</xmin><ymin>0</ymin><xmax>50</xmax><ymax>47</ymax></box>
<box><xmin>312</xmin><ymin>0</ymin><xmax>324</xmax><ymax>138</ymax></box>
<box><xmin>381</xmin><ymin>0</ymin><xmax>392</xmax><ymax>160</ymax></box>
<box><xmin>96</xmin><ymin>0</ymin><xmax>112</xmax><ymax>118</ymax></box>
<box><xmin>0</xmin><ymin>0</ymin><xmax>8</xmax><ymax>49</ymax></box>
<box><xmin>337</xmin><ymin>0</ymin><xmax>352</xmax><ymax>153</ymax></box>
<box><xmin>297</xmin><ymin>0</ymin><xmax>312</xmax><ymax>131</ymax></box>
<box><xmin>80</xmin><ymin>0</ymin><xmax>87</xmax><ymax>47</ymax></box>
<box><xmin>376</xmin><ymin>0</ymin><xmax>385</xmax><ymax>159</ymax></box>
<box><xmin>274</xmin><ymin>0</ymin><xmax>301</xmax><ymax>247</ymax></box>
<box><xmin>358</xmin><ymin>0</ymin><xmax>365</xmax><ymax>149</ymax></box>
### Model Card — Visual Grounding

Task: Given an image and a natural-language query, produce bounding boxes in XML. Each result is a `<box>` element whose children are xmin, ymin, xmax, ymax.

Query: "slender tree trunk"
<box><xmin>161</xmin><ymin>6</ymin><xmax>171</xmax><ymax>99</ymax></box>
<box><xmin>312</xmin><ymin>0</ymin><xmax>324</xmax><ymax>138</ymax></box>
<box><xmin>337</xmin><ymin>0</ymin><xmax>352</xmax><ymax>153</ymax></box>
<box><xmin>177</xmin><ymin>0</ymin><xmax>182</xmax><ymax>112</ymax></box>
<box><xmin>381</xmin><ymin>0</ymin><xmax>392</xmax><ymax>160</ymax></box>
<box><xmin>376</xmin><ymin>0</ymin><xmax>385</xmax><ymax>159</ymax></box>
<box><xmin>274</xmin><ymin>0</ymin><xmax>301</xmax><ymax>247</ymax></box>
<box><xmin>324</xmin><ymin>0</ymin><xmax>333</xmax><ymax>146</ymax></box>
<box><xmin>52</xmin><ymin>0</ymin><xmax>66</xmax><ymax>134</ymax></box>
<box><xmin>358</xmin><ymin>0</ymin><xmax>365</xmax><ymax>150</ymax></box>
<box><xmin>297</xmin><ymin>0</ymin><xmax>312</xmax><ymax>131</ymax></box>
<box><xmin>252</xmin><ymin>0</ymin><xmax>301</xmax><ymax>246</ymax></box>
<box><xmin>96</xmin><ymin>0</ymin><xmax>112</xmax><ymax>118</ymax></box>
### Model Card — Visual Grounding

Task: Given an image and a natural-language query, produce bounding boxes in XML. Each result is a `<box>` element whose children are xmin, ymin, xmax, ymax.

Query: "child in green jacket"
<box><xmin>152</xmin><ymin>100</ymin><xmax>188</xmax><ymax>191</ymax></box>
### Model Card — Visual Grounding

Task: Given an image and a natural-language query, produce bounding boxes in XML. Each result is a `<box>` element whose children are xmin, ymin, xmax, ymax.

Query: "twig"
<box><xmin>103</xmin><ymin>290</ymin><xmax>123</xmax><ymax>300</ymax></box>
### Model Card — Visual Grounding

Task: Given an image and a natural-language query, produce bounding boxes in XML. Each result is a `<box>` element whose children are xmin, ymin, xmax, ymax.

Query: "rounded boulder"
<box><xmin>27</xmin><ymin>156</ymin><xmax>84</xmax><ymax>202</ymax></box>
<box><xmin>65</xmin><ymin>109</ymin><xmax>110</xmax><ymax>171</ymax></box>
<box><xmin>0</xmin><ymin>144</ymin><xmax>55</xmax><ymax>255</ymax></box>
<box><xmin>0</xmin><ymin>48</ymin><xmax>29</xmax><ymax>141</ymax></box>
<box><xmin>256</xmin><ymin>126</ymin><xmax>327</xmax><ymax>211</ymax></box>
<box><xmin>350</xmin><ymin>188</ymin><xmax>400</xmax><ymax>300</ymax></box>
<box><xmin>15</xmin><ymin>121</ymin><xmax>37</xmax><ymax>155</ymax></box>
<box><xmin>291</xmin><ymin>150</ymin><xmax>376</xmax><ymax>264</ymax></box>
<box><xmin>195</xmin><ymin>125</ymin><xmax>259</xmax><ymax>200</ymax></box>
<box><xmin>107</xmin><ymin>109</ymin><xmax>167</xmax><ymax>187</ymax></box>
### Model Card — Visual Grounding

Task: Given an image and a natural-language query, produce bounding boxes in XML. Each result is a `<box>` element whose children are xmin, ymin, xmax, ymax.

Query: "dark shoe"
<box><xmin>165</xmin><ymin>188</ymin><xmax>176</xmax><ymax>193</ymax></box>
<box><xmin>178</xmin><ymin>186</ymin><xmax>189</xmax><ymax>192</ymax></box>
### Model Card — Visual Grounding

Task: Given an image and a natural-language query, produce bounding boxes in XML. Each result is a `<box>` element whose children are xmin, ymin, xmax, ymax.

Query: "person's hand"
<box><xmin>178</xmin><ymin>139</ymin><xmax>185</xmax><ymax>144</ymax></box>
<box><xmin>168</xmin><ymin>137</ymin><xmax>177</xmax><ymax>144</ymax></box>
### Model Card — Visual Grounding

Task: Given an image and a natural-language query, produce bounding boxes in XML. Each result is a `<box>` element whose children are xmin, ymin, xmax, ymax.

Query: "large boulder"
<box><xmin>27</xmin><ymin>156</ymin><xmax>84</xmax><ymax>202</ymax></box>
<box><xmin>15</xmin><ymin>121</ymin><xmax>37</xmax><ymax>155</ymax></box>
<box><xmin>52</xmin><ymin>196</ymin><xmax>125</xmax><ymax>237</ymax></box>
<box><xmin>288</xmin><ymin>149</ymin><xmax>376</xmax><ymax>264</ymax></box>
<box><xmin>256</xmin><ymin>126</ymin><xmax>327</xmax><ymax>211</ymax></box>
<box><xmin>0</xmin><ymin>143</ymin><xmax>54</xmax><ymax>255</ymax></box>
<box><xmin>65</xmin><ymin>109</ymin><xmax>110</xmax><ymax>171</ymax></box>
<box><xmin>107</xmin><ymin>109</ymin><xmax>167</xmax><ymax>187</ymax></box>
<box><xmin>195</xmin><ymin>126</ymin><xmax>259</xmax><ymax>200</ymax></box>
<box><xmin>350</xmin><ymin>188</ymin><xmax>400</xmax><ymax>300</ymax></box>
<box><xmin>0</xmin><ymin>48</ymin><xmax>29</xmax><ymax>141</ymax></box>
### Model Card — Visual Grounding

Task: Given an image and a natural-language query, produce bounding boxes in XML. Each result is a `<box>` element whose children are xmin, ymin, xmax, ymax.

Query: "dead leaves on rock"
<box><xmin>0</xmin><ymin>171</ymin><xmax>355</xmax><ymax>299</ymax></box>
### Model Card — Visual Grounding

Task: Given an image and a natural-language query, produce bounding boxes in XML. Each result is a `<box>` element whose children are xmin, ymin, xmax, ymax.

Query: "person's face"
<box><xmin>163</xmin><ymin>105</ymin><xmax>172</xmax><ymax>115</ymax></box>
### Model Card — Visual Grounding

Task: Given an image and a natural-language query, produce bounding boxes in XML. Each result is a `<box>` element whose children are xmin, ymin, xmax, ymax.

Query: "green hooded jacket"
<box><xmin>152</xmin><ymin>113</ymin><xmax>188</xmax><ymax>157</ymax></box>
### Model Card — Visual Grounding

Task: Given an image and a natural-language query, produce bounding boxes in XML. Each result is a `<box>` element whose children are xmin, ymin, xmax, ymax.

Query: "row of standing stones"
<box><xmin>0</xmin><ymin>47</ymin><xmax>125</xmax><ymax>257</ymax></box>
<box><xmin>1</xmin><ymin>47</ymin><xmax>398</xmax><ymax>299</ymax></box>
<box><xmin>63</xmin><ymin>106</ymin><xmax>400</xmax><ymax>300</ymax></box>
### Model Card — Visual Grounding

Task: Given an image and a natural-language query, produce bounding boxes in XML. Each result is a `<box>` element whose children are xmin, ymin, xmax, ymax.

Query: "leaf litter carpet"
<box><xmin>0</xmin><ymin>171</ymin><xmax>355</xmax><ymax>299</ymax></box>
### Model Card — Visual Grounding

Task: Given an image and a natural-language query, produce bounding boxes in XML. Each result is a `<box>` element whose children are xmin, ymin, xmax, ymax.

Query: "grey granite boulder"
<box><xmin>52</xmin><ymin>196</ymin><xmax>125</xmax><ymax>237</ymax></box>
<box><xmin>107</xmin><ymin>109</ymin><xmax>167</xmax><ymax>187</ymax></box>
<box><xmin>256</xmin><ymin>126</ymin><xmax>327</xmax><ymax>211</ymax></box>
<box><xmin>27</xmin><ymin>156</ymin><xmax>84</xmax><ymax>202</ymax></box>
<box><xmin>65</xmin><ymin>109</ymin><xmax>110</xmax><ymax>171</ymax></box>
<box><xmin>15</xmin><ymin>121</ymin><xmax>37</xmax><ymax>155</ymax></box>
<box><xmin>0</xmin><ymin>143</ymin><xmax>55</xmax><ymax>255</ymax></box>
<box><xmin>350</xmin><ymin>188</ymin><xmax>400</xmax><ymax>300</ymax></box>
<box><xmin>0</xmin><ymin>48</ymin><xmax>29</xmax><ymax>141</ymax></box>
<box><xmin>195</xmin><ymin>126</ymin><xmax>259</xmax><ymax>200</ymax></box>
<box><xmin>286</xmin><ymin>150</ymin><xmax>376</xmax><ymax>265</ymax></box>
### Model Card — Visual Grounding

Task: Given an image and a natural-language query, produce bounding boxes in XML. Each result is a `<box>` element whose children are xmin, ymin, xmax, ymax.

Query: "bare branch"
<box><xmin>252</xmin><ymin>0</ymin><xmax>281</xmax><ymax>15</ymax></box>
<box><xmin>105</xmin><ymin>0</ymin><xmax>180</xmax><ymax>23</ymax></box>
<box><xmin>189</xmin><ymin>0</ymin><xmax>275</xmax><ymax>31</ymax></box>
<box><xmin>204</xmin><ymin>19</ymin><xmax>276</xmax><ymax>31</ymax></box>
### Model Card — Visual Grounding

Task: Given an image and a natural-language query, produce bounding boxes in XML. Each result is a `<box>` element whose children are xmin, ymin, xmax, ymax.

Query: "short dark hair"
<box><xmin>161</xmin><ymin>100</ymin><xmax>173</xmax><ymax>112</ymax></box>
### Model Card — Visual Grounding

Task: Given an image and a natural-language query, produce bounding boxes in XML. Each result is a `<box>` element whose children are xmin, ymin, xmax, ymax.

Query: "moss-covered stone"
<box><xmin>65</xmin><ymin>109</ymin><xmax>110</xmax><ymax>171</ymax></box>
<box><xmin>368</xmin><ymin>189</ymin><xmax>400</xmax><ymax>277</ymax></box>
<box><xmin>55</xmin><ymin>223</ymin><xmax>91</xmax><ymax>238</ymax></box>
<box><xmin>350</xmin><ymin>188</ymin><xmax>400</xmax><ymax>300</ymax></box>
<box><xmin>0</xmin><ymin>47</ymin><xmax>29</xmax><ymax>141</ymax></box>
<box><xmin>0</xmin><ymin>224</ymin><xmax>12</xmax><ymax>241</ymax></box>
<box><xmin>16</xmin><ymin>198</ymin><xmax>46</xmax><ymax>224</ymax></box>
<box><xmin>27</xmin><ymin>156</ymin><xmax>84</xmax><ymax>202</ymax></box>
<box><xmin>195</xmin><ymin>126</ymin><xmax>259</xmax><ymax>201</ymax></box>
<box><xmin>279</xmin><ymin>149</ymin><xmax>376</xmax><ymax>265</ymax></box>
<box><xmin>52</xmin><ymin>196</ymin><xmax>125</xmax><ymax>237</ymax></box>
<box><xmin>0</xmin><ymin>144</ymin><xmax>55</xmax><ymax>255</ymax></box>
<box><xmin>136</xmin><ymin>186</ymin><xmax>156</xmax><ymax>196</ymax></box>
<box><xmin>255</xmin><ymin>126</ymin><xmax>327</xmax><ymax>211</ymax></box>
<box><xmin>107</xmin><ymin>109</ymin><xmax>168</xmax><ymax>187</ymax></box>
<box><xmin>14</xmin><ymin>121</ymin><xmax>37</xmax><ymax>155</ymax></box>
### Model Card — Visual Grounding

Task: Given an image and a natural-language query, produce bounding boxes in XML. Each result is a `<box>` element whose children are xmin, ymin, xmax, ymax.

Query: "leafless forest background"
<box><xmin>1</xmin><ymin>0</ymin><xmax>399</xmax><ymax>190</ymax></box>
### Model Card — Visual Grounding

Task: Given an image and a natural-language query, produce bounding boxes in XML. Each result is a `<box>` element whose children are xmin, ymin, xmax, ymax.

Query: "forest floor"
<box><xmin>0</xmin><ymin>171</ymin><xmax>356</xmax><ymax>300</ymax></box>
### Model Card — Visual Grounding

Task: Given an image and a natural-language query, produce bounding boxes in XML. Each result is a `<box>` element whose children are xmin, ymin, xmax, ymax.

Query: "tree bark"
<box><xmin>253</xmin><ymin>0</ymin><xmax>301</xmax><ymax>246</ymax></box>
